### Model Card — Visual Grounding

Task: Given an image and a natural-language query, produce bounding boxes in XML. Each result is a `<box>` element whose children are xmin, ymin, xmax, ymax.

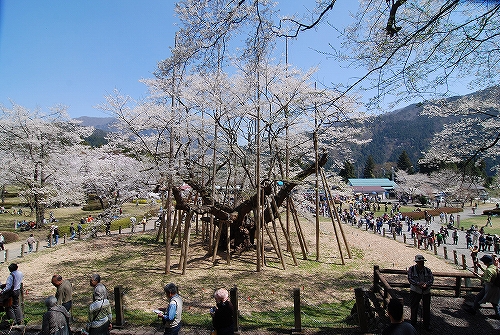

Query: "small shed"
<box><xmin>348</xmin><ymin>178</ymin><xmax>397</xmax><ymax>200</ymax></box>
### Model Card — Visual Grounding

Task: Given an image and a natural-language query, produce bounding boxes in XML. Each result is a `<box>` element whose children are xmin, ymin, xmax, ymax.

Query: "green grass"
<box><xmin>239</xmin><ymin>301</ymin><xmax>355</xmax><ymax>329</ymax></box>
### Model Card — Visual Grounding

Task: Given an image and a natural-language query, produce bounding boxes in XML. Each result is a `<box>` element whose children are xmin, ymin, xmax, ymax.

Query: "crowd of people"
<box><xmin>0</xmin><ymin>264</ymin><xmax>235</xmax><ymax>335</ymax></box>
<box><xmin>0</xmin><ymin>266</ymin><xmax>115</xmax><ymax>335</ymax></box>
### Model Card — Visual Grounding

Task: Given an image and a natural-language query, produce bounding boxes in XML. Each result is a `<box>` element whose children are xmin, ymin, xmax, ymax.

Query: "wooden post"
<box><xmin>383</xmin><ymin>228</ymin><xmax>386</xmax><ymax>237</ymax></box>
<box><xmin>20</xmin><ymin>244</ymin><xmax>24</xmax><ymax>257</ymax></box>
<box><xmin>454</xmin><ymin>276</ymin><xmax>462</xmax><ymax>297</ymax></box>
<box><xmin>414</xmin><ymin>238</ymin><xmax>417</xmax><ymax>247</ymax></box>
<box><xmin>373</xmin><ymin>265</ymin><xmax>380</xmax><ymax>294</ymax></box>
<box><xmin>114</xmin><ymin>286</ymin><xmax>125</xmax><ymax>328</ymax></box>
<box><xmin>4</xmin><ymin>249</ymin><xmax>8</xmax><ymax>262</ymax></box>
<box><xmin>35</xmin><ymin>241</ymin><xmax>39</xmax><ymax>252</ymax></box>
<box><xmin>462</xmin><ymin>254</ymin><xmax>467</xmax><ymax>270</ymax></box>
<box><xmin>443</xmin><ymin>246</ymin><xmax>448</xmax><ymax>260</ymax></box>
<box><xmin>453</xmin><ymin>250</ymin><xmax>458</xmax><ymax>265</ymax></box>
<box><xmin>393</xmin><ymin>232</ymin><xmax>396</xmax><ymax>240</ymax></box>
<box><xmin>230</xmin><ymin>286</ymin><xmax>240</xmax><ymax>334</ymax></box>
<box><xmin>354</xmin><ymin>288</ymin><xmax>368</xmax><ymax>333</ymax></box>
<box><xmin>433</xmin><ymin>243</ymin><xmax>437</xmax><ymax>255</ymax></box>
<box><xmin>292</xmin><ymin>288</ymin><xmax>303</xmax><ymax>334</ymax></box>
<box><xmin>63</xmin><ymin>234</ymin><xmax>66</xmax><ymax>244</ymax></box>
<box><xmin>403</xmin><ymin>234</ymin><xmax>406</xmax><ymax>243</ymax></box>
<box><xmin>119</xmin><ymin>226</ymin><xmax>122</xmax><ymax>234</ymax></box>
<box><xmin>49</xmin><ymin>235</ymin><xmax>53</xmax><ymax>247</ymax></box>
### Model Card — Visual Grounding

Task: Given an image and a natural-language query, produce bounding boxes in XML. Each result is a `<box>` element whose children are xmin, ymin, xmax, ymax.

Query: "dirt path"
<box><xmin>0</xmin><ymin>206</ymin><xmax>495</xmax><ymax>335</ymax></box>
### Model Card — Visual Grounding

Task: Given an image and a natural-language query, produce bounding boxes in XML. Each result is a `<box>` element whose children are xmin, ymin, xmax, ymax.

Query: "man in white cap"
<box><xmin>407</xmin><ymin>254</ymin><xmax>434</xmax><ymax>331</ymax></box>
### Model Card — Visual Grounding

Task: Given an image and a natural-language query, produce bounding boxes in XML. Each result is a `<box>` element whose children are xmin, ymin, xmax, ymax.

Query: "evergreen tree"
<box><xmin>363</xmin><ymin>155</ymin><xmax>375</xmax><ymax>178</ymax></box>
<box><xmin>339</xmin><ymin>160</ymin><xmax>356</xmax><ymax>183</ymax></box>
<box><xmin>397</xmin><ymin>150</ymin><xmax>414</xmax><ymax>174</ymax></box>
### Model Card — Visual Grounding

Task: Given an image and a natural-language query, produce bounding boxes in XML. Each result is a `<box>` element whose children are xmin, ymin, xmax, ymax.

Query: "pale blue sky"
<box><xmin>0</xmin><ymin>1</ymin><xmax>369</xmax><ymax>118</ymax></box>
<box><xmin>0</xmin><ymin>0</ymin><xmax>177</xmax><ymax>117</ymax></box>
<box><xmin>0</xmin><ymin>1</ymin><xmax>473</xmax><ymax>118</ymax></box>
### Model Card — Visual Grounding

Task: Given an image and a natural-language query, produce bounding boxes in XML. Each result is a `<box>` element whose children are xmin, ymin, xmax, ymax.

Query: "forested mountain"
<box><xmin>78</xmin><ymin>87</ymin><xmax>499</xmax><ymax>173</ymax></box>
<box><xmin>349</xmin><ymin>102</ymin><xmax>450</xmax><ymax>171</ymax></box>
<box><xmin>349</xmin><ymin>86</ymin><xmax>499</xmax><ymax>175</ymax></box>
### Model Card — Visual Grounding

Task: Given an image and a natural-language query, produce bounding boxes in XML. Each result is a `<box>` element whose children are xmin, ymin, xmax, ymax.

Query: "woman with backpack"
<box><xmin>465</xmin><ymin>254</ymin><xmax>500</xmax><ymax>319</ymax></box>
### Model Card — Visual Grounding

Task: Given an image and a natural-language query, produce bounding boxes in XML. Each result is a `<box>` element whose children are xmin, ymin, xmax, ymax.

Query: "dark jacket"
<box><xmin>212</xmin><ymin>300</ymin><xmax>234</xmax><ymax>335</ymax></box>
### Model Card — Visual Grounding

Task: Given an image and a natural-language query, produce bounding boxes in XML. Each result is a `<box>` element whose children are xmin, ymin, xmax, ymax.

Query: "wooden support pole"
<box><xmin>266</xmin><ymin>198</ymin><xmax>285</xmax><ymax>269</ymax></box>
<box><xmin>272</xmin><ymin>198</ymin><xmax>298</xmax><ymax>266</ymax></box>
<box><xmin>226</xmin><ymin>219</ymin><xmax>231</xmax><ymax>265</ymax></box>
<box><xmin>320</xmin><ymin>168</ymin><xmax>351</xmax><ymax>259</ymax></box>
<box><xmin>290</xmin><ymin>201</ymin><xmax>308</xmax><ymax>260</ymax></box>
<box><xmin>181</xmin><ymin>211</ymin><xmax>193</xmax><ymax>275</ymax></box>
<box><xmin>212</xmin><ymin>224</ymin><xmax>222</xmax><ymax>264</ymax></box>
<box><xmin>114</xmin><ymin>286</ymin><xmax>125</xmax><ymax>328</ymax></box>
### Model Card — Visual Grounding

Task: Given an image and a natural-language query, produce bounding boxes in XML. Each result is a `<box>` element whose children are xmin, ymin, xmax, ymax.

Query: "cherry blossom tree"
<box><xmin>0</xmin><ymin>103</ymin><xmax>92</xmax><ymax>226</ymax></box>
<box><xmin>394</xmin><ymin>171</ymin><xmax>431</xmax><ymax>203</ymax></box>
<box><xmin>78</xmin><ymin>146</ymin><xmax>148</xmax><ymax>209</ymax></box>
<box><xmin>420</xmin><ymin>88</ymin><xmax>499</xmax><ymax>171</ymax></box>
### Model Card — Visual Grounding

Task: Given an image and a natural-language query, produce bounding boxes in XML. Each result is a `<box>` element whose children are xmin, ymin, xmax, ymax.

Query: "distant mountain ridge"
<box><xmin>76</xmin><ymin>116</ymin><xmax>116</xmax><ymax>131</ymax></box>
<box><xmin>350</xmin><ymin>86</ymin><xmax>499</xmax><ymax>173</ymax></box>
<box><xmin>76</xmin><ymin>86</ymin><xmax>499</xmax><ymax>173</ymax></box>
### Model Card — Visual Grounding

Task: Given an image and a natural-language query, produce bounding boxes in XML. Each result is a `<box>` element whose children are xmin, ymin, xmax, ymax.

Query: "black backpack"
<box><xmin>493</xmin><ymin>270</ymin><xmax>500</xmax><ymax>288</ymax></box>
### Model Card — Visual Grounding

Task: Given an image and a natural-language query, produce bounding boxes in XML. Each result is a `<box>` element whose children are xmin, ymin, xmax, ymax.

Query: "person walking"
<box><xmin>407</xmin><ymin>255</ymin><xmax>434</xmax><ymax>331</ymax></box>
<box><xmin>210</xmin><ymin>288</ymin><xmax>234</xmax><ymax>335</ymax></box>
<box><xmin>26</xmin><ymin>233</ymin><xmax>36</xmax><ymax>252</ymax></box>
<box><xmin>0</xmin><ymin>232</ymin><xmax>5</xmax><ymax>250</ymax></box>
<box><xmin>89</xmin><ymin>274</ymin><xmax>108</xmax><ymax>301</ymax></box>
<box><xmin>465</xmin><ymin>254</ymin><xmax>500</xmax><ymax>318</ymax></box>
<box><xmin>156</xmin><ymin>283</ymin><xmax>182</xmax><ymax>335</ymax></box>
<box><xmin>86</xmin><ymin>284</ymin><xmax>112</xmax><ymax>335</ymax></box>
<box><xmin>69</xmin><ymin>223</ymin><xmax>76</xmax><ymax>240</ymax></box>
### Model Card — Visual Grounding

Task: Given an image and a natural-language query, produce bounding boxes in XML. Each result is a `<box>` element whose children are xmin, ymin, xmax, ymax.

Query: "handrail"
<box><xmin>373</xmin><ymin>265</ymin><xmax>481</xmax><ymax>299</ymax></box>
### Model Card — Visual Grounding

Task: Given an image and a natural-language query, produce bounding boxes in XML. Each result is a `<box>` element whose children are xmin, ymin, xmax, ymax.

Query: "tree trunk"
<box><xmin>173</xmin><ymin>153</ymin><xmax>328</xmax><ymax>252</ymax></box>
<box><xmin>35</xmin><ymin>194</ymin><xmax>46</xmax><ymax>228</ymax></box>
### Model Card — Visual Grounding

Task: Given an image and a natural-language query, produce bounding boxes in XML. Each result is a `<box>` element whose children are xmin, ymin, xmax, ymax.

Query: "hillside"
<box><xmin>76</xmin><ymin>86</ymin><xmax>500</xmax><ymax>174</ymax></box>
<box><xmin>349</xmin><ymin>86</ymin><xmax>499</xmax><ymax>174</ymax></box>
